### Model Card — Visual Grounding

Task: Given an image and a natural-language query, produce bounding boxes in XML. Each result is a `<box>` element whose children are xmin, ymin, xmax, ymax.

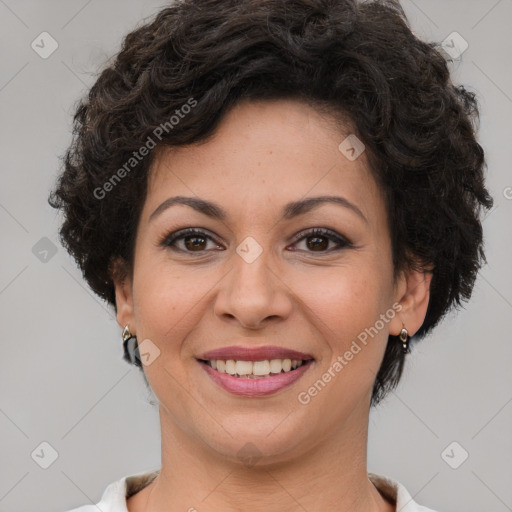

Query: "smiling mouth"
<box><xmin>197</xmin><ymin>358</ymin><xmax>314</xmax><ymax>378</ymax></box>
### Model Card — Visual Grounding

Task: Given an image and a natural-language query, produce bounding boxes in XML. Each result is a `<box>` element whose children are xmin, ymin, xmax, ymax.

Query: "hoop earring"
<box><xmin>399</xmin><ymin>323</ymin><xmax>409</xmax><ymax>354</ymax></box>
<box><xmin>122</xmin><ymin>325</ymin><xmax>142</xmax><ymax>367</ymax></box>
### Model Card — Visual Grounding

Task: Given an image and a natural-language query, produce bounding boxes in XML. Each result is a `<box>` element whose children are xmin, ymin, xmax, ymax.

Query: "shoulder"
<box><xmin>63</xmin><ymin>469</ymin><xmax>159</xmax><ymax>512</ymax></box>
<box><xmin>62</xmin><ymin>476</ymin><xmax>125</xmax><ymax>512</ymax></box>
<box><xmin>368</xmin><ymin>472</ymin><xmax>440</xmax><ymax>512</ymax></box>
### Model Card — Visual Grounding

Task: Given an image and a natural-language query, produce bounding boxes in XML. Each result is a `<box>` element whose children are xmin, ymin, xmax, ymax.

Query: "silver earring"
<box><xmin>122</xmin><ymin>325</ymin><xmax>142</xmax><ymax>367</ymax></box>
<box><xmin>399</xmin><ymin>324</ymin><xmax>409</xmax><ymax>354</ymax></box>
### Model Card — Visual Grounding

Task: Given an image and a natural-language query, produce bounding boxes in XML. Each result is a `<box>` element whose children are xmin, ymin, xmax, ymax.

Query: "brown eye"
<box><xmin>162</xmin><ymin>228</ymin><xmax>221</xmax><ymax>253</ymax></box>
<box><xmin>305</xmin><ymin>234</ymin><xmax>329</xmax><ymax>251</ymax></box>
<box><xmin>290</xmin><ymin>228</ymin><xmax>352</xmax><ymax>253</ymax></box>
<box><xmin>183</xmin><ymin>233</ymin><xmax>207</xmax><ymax>251</ymax></box>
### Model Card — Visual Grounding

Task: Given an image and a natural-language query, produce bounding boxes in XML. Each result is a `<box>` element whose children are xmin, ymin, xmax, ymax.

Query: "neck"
<box><xmin>132</xmin><ymin>401</ymin><xmax>394</xmax><ymax>512</ymax></box>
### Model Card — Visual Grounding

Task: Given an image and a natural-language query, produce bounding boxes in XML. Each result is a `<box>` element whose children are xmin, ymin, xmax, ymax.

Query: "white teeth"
<box><xmin>206</xmin><ymin>358</ymin><xmax>305</xmax><ymax>377</ymax></box>
<box><xmin>225</xmin><ymin>359</ymin><xmax>236</xmax><ymax>375</ymax></box>
<box><xmin>252</xmin><ymin>360</ymin><xmax>270</xmax><ymax>376</ymax></box>
<box><xmin>269</xmin><ymin>359</ymin><xmax>283</xmax><ymax>374</ymax></box>
<box><xmin>235</xmin><ymin>360</ymin><xmax>253</xmax><ymax>375</ymax></box>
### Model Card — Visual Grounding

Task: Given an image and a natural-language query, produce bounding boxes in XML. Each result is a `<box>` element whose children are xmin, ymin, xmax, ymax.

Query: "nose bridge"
<box><xmin>214</xmin><ymin>233</ymin><xmax>291</xmax><ymax>328</ymax></box>
<box><xmin>232</xmin><ymin>233</ymin><xmax>276</xmax><ymax>300</ymax></box>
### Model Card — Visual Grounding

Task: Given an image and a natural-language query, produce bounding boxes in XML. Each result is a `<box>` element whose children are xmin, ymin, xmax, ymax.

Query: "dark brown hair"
<box><xmin>49</xmin><ymin>0</ymin><xmax>494</xmax><ymax>406</ymax></box>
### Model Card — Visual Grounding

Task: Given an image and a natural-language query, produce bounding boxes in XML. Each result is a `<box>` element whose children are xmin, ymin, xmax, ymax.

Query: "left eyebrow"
<box><xmin>149</xmin><ymin>194</ymin><xmax>368</xmax><ymax>224</ymax></box>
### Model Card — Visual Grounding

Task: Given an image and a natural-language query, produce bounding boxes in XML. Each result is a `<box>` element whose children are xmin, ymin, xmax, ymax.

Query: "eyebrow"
<box><xmin>149</xmin><ymin>194</ymin><xmax>367</xmax><ymax>224</ymax></box>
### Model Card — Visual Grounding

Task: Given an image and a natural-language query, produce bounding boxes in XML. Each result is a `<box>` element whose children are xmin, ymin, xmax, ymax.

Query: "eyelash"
<box><xmin>160</xmin><ymin>227</ymin><xmax>352</xmax><ymax>254</ymax></box>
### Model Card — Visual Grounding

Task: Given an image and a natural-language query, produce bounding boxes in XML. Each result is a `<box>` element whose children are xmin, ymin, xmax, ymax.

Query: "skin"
<box><xmin>113</xmin><ymin>98</ymin><xmax>432</xmax><ymax>512</ymax></box>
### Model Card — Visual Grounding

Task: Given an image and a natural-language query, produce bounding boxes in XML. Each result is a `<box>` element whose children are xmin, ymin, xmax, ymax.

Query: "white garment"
<box><xmin>65</xmin><ymin>469</ymin><xmax>439</xmax><ymax>511</ymax></box>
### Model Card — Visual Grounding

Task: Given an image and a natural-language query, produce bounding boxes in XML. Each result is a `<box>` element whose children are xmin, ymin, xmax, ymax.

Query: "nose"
<box><xmin>213</xmin><ymin>246</ymin><xmax>293</xmax><ymax>330</ymax></box>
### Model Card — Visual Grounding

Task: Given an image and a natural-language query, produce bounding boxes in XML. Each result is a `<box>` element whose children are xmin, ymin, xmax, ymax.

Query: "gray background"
<box><xmin>0</xmin><ymin>1</ymin><xmax>511</xmax><ymax>511</ymax></box>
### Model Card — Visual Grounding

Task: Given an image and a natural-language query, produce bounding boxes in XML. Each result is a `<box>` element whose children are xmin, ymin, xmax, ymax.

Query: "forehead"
<box><xmin>144</xmin><ymin>99</ymin><xmax>383</xmax><ymax>224</ymax></box>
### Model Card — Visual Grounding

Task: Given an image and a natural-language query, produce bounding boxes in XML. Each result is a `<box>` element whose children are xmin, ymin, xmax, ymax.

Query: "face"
<box><xmin>114</xmin><ymin>98</ymin><xmax>431</xmax><ymax>464</ymax></box>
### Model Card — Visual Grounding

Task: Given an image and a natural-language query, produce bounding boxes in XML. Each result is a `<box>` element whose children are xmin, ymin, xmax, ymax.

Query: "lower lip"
<box><xmin>198</xmin><ymin>360</ymin><xmax>314</xmax><ymax>397</ymax></box>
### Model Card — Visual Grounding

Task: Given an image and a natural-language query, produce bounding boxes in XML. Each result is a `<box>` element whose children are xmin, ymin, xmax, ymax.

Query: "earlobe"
<box><xmin>390</xmin><ymin>268</ymin><xmax>433</xmax><ymax>338</ymax></box>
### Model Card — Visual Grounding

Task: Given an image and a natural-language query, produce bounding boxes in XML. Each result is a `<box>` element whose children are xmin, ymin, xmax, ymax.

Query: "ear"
<box><xmin>389</xmin><ymin>265</ymin><xmax>433</xmax><ymax>338</ymax></box>
<box><xmin>110</xmin><ymin>256</ymin><xmax>135</xmax><ymax>334</ymax></box>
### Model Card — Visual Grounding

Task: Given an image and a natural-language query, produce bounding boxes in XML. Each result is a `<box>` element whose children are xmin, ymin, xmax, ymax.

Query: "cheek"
<box><xmin>289</xmin><ymin>265</ymin><xmax>393</xmax><ymax>414</ymax></box>
<box><xmin>130</xmin><ymin>262</ymin><xmax>213</xmax><ymax>405</ymax></box>
<box><xmin>293</xmin><ymin>263</ymin><xmax>389</xmax><ymax>347</ymax></box>
<box><xmin>131</xmin><ymin>254</ymin><xmax>220</xmax><ymax>352</ymax></box>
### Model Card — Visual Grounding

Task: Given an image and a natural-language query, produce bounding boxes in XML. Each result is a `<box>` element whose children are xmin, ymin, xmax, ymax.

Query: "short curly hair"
<box><xmin>49</xmin><ymin>0</ymin><xmax>494</xmax><ymax>406</ymax></box>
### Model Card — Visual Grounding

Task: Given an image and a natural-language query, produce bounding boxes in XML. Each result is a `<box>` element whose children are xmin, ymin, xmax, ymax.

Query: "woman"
<box><xmin>49</xmin><ymin>0</ymin><xmax>493</xmax><ymax>510</ymax></box>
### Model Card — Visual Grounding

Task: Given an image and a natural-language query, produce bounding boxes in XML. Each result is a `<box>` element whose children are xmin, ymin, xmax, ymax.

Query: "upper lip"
<box><xmin>198</xmin><ymin>346</ymin><xmax>314</xmax><ymax>362</ymax></box>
